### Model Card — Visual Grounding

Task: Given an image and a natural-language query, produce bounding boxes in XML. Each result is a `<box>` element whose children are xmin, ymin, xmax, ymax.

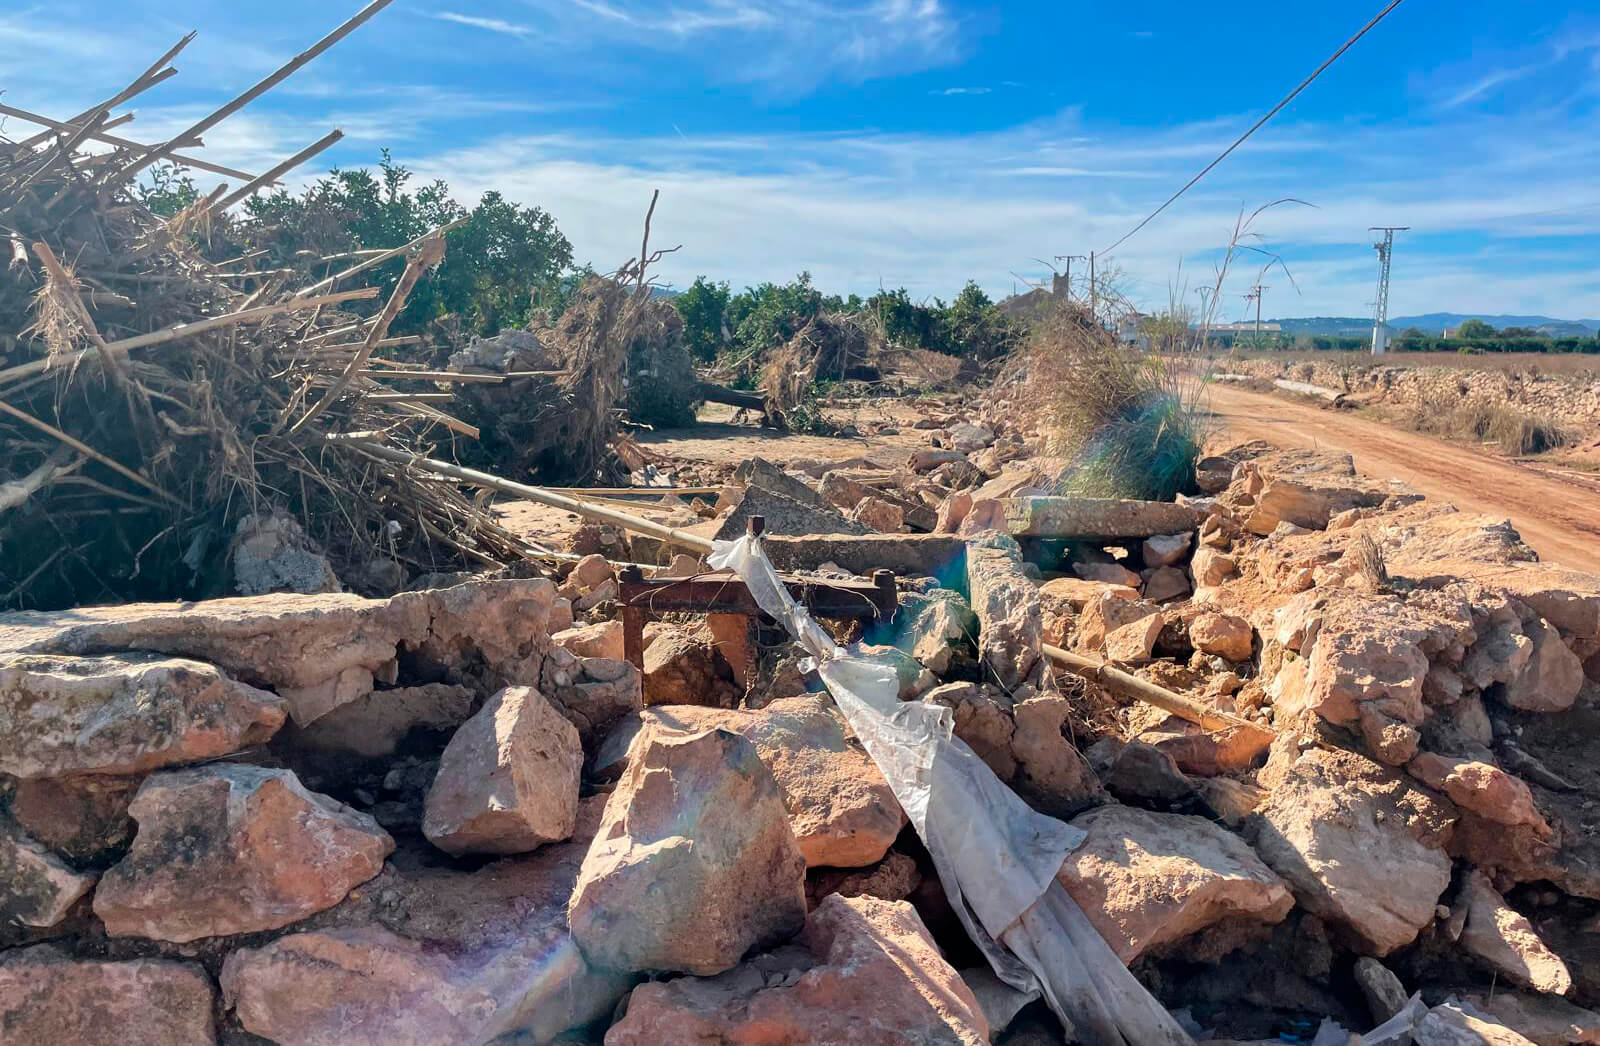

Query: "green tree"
<box><xmin>674</xmin><ymin>276</ymin><xmax>731</xmax><ymax>362</ymax></box>
<box><xmin>867</xmin><ymin>287</ymin><xmax>942</xmax><ymax>350</ymax></box>
<box><xmin>1456</xmin><ymin>318</ymin><xmax>1496</xmax><ymax>340</ymax></box>
<box><xmin>137</xmin><ymin>163</ymin><xmax>200</xmax><ymax>217</ymax></box>
<box><xmin>939</xmin><ymin>282</ymin><xmax>1019</xmax><ymax>360</ymax></box>
<box><xmin>726</xmin><ymin>273</ymin><xmax>828</xmax><ymax>353</ymax></box>
<box><xmin>236</xmin><ymin>151</ymin><xmax>571</xmax><ymax>338</ymax></box>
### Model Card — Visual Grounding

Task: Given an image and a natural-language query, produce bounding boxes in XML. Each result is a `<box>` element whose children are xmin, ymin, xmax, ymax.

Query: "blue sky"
<box><xmin>7</xmin><ymin>0</ymin><xmax>1600</xmax><ymax>319</ymax></box>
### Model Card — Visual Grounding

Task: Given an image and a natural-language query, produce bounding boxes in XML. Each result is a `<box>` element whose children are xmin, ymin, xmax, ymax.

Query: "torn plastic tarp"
<box><xmin>708</xmin><ymin>534</ymin><xmax>1194</xmax><ymax>1046</ymax></box>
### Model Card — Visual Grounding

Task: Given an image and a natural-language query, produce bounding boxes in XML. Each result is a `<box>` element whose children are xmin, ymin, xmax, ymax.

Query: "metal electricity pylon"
<box><xmin>1369</xmin><ymin>227</ymin><xmax>1408</xmax><ymax>355</ymax></box>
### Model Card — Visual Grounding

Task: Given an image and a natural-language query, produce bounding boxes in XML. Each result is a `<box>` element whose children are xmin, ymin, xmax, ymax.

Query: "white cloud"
<box><xmin>432</xmin><ymin>12</ymin><xmax>534</xmax><ymax>38</ymax></box>
<box><xmin>932</xmin><ymin>86</ymin><xmax>991</xmax><ymax>95</ymax></box>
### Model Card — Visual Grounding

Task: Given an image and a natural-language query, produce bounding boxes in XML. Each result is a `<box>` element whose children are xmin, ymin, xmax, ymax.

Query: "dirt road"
<box><xmin>1206</xmin><ymin>383</ymin><xmax>1600</xmax><ymax>574</ymax></box>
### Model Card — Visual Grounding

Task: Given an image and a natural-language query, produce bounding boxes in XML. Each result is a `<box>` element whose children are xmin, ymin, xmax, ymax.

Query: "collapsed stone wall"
<box><xmin>1228</xmin><ymin>356</ymin><xmax>1600</xmax><ymax>434</ymax></box>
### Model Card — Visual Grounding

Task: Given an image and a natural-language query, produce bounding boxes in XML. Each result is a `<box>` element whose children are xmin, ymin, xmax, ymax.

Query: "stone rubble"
<box><xmin>2</xmin><ymin>421</ymin><xmax>1599</xmax><ymax>1046</ymax></box>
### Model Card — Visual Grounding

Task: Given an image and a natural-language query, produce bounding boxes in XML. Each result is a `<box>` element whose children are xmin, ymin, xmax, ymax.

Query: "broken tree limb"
<box><xmin>1042</xmin><ymin>642</ymin><xmax>1276</xmax><ymax>741</ymax></box>
<box><xmin>345</xmin><ymin>440</ymin><xmax>717</xmax><ymax>554</ymax></box>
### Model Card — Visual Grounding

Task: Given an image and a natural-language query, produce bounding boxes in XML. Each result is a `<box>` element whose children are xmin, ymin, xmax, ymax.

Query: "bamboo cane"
<box><xmin>1042</xmin><ymin>642</ymin><xmax>1276</xmax><ymax>740</ymax></box>
<box><xmin>346</xmin><ymin>441</ymin><xmax>717</xmax><ymax>554</ymax></box>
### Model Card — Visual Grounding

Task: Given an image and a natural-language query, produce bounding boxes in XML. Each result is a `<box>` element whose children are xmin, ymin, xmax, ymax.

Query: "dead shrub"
<box><xmin>1408</xmin><ymin>392</ymin><xmax>1571</xmax><ymax>455</ymax></box>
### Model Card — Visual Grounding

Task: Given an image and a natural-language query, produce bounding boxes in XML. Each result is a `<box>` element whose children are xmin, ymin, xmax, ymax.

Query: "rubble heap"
<box><xmin>6</xmin><ymin>398</ymin><xmax>1600</xmax><ymax>1045</ymax></box>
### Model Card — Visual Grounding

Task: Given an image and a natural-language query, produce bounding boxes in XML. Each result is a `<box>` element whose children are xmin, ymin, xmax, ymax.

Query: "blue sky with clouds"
<box><xmin>7</xmin><ymin>0</ymin><xmax>1600</xmax><ymax>320</ymax></box>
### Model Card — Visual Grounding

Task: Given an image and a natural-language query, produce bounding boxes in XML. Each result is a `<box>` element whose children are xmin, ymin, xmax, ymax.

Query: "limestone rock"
<box><xmin>94</xmin><ymin>764</ymin><xmax>393</xmax><ymax>942</ymax></box>
<box><xmin>1500</xmin><ymin>614</ymin><xmax>1584</xmax><ymax>713</ymax></box>
<box><xmin>1354</xmin><ymin>956</ymin><xmax>1411</xmax><ymax>1025</ymax></box>
<box><xmin>423</xmin><ymin>686</ymin><xmax>581</xmax><ymax>856</ymax></box>
<box><xmin>568</xmin><ymin>726</ymin><xmax>807</xmax><ymax>975</ymax></box>
<box><xmin>888</xmin><ymin>589</ymin><xmax>977</xmax><ymax>676</ymax></box>
<box><xmin>222</xmin><ymin>817</ymin><xmax>628</xmax><ymax>1046</ymax></box>
<box><xmin>296</xmin><ymin>682</ymin><xmax>473</xmax><ymax>758</ymax></box>
<box><xmin>642</xmin><ymin>625</ymin><xmax>734</xmax><ymax>707</ymax></box>
<box><xmin>1076</xmin><ymin>593</ymin><xmax>1161</xmax><ymax>654</ymax></box>
<box><xmin>9</xmin><ymin>774</ymin><xmax>137</xmax><ymax>863</ymax></box>
<box><xmin>1010</xmin><ymin>691</ymin><xmax>1107</xmax><ymax>817</ymax></box>
<box><xmin>1057</xmin><ymin>805</ymin><xmax>1292</xmax><ymax>963</ymax></box>
<box><xmin>966</xmin><ymin>535</ymin><xmax>1041</xmax><ymax>688</ymax></box>
<box><xmin>1416</xmin><ymin>1001</ymin><xmax>1541</xmax><ymax>1046</ymax></box>
<box><xmin>852</xmin><ymin>495</ymin><xmax>906</xmax><ymax>533</ymax></box>
<box><xmin>1408</xmin><ymin>754</ymin><xmax>1549</xmax><ymax>831</ymax></box>
<box><xmin>1460</xmin><ymin>871</ymin><xmax>1572</xmax><ymax>995</ymax></box>
<box><xmin>1039</xmin><ymin>576</ymin><xmax>1138</xmax><ymax>610</ymax></box>
<box><xmin>0</xmin><ymin>652</ymin><xmax>284</xmax><ymax>778</ymax></box>
<box><xmin>541</xmin><ymin>649</ymin><xmax>642</xmax><ymax>742</ymax></box>
<box><xmin>553</xmin><ymin>619</ymin><xmax>625</xmax><ymax>661</ymax></box>
<box><xmin>1247</xmin><ymin>744</ymin><xmax>1454</xmax><ymax>955</ymax></box>
<box><xmin>1144</xmin><ymin>531</ymin><xmax>1195</xmax><ymax>568</ymax></box>
<box><xmin>0</xmin><ymin>947</ymin><xmax>216</xmax><ymax>1046</ymax></box>
<box><xmin>1192</xmin><ymin>547</ymin><xmax>1239</xmax><ymax>587</ymax></box>
<box><xmin>1467</xmin><ymin>991</ymin><xmax>1600</xmax><ymax>1046</ymax></box>
<box><xmin>1144</xmin><ymin>565</ymin><xmax>1192</xmax><ymax>603</ymax></box>
<box><xmin>606</xmin><ymin>895</ymin><xmax>988</xmax><ymax>1046</ymax></box>
<box><xmin>1105</xmin><ymin>613</ymin><xmax>1165</xmax><ymax>661</ymax></box>
<box><xmin>0</xmin><ymin>814</ymin><xmax>97</xmax><ymax>928</ymax></box>
<box><xmin>0</xmin><ymin>578</ymin><xmax>558</xmax><ymax>725</ymax></box>
<box><xmin>1075</xmin><ymin>561</ymin><xmax>1144</xmax><ymax>588</ymax></box>
<box><xmin>1191</xmin><ymin>612</ymin><xmax>1254</xmax><ymax>662</ymax></box>
<box><xmin>622</xmin><ymin>697</ymin><xmax>906</xmax><ymax>868</ymax></box>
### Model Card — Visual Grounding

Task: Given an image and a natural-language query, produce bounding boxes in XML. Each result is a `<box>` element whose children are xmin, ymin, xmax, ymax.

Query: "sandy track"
<box><xmin>1205</xmin><ymin>383</ymin><xmax>1600</xmax><ymax>574</ymax></box>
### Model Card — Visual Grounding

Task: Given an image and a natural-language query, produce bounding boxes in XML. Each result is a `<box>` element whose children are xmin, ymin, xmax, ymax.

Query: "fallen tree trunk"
<box><xmin>695</xmin><ymin>381</ymin><xmax>765</xmax><ymax>411</ymax></box>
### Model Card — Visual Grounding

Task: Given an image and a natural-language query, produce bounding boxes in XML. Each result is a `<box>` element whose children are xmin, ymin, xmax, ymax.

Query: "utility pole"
<box><xmin>1053</xmin><ymin>254</ymin><xmax>1086</xmax><ymax>303</ymax></box>
<box><xmin>1245</xmin><ymin>284</ymin><xmax>1267</xmax><ymax>350</ymax></box>
<box><xmin>1369</xmin><ymin>226</ymin><xmax>1408</xmax><ymax>356</ymax></box>
<box><xmin>1089</xmin><ymin>251</ymin><xmax>1097</xmax><ymax>326</ymax></box>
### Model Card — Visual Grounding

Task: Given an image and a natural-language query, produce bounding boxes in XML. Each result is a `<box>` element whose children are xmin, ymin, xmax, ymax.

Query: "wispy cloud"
<box><xmin>932</xmin><ymin>86</ymin><xmax>990</xmax><ymax>96</ymax></box>
<box><xmin>512</xmin><ymin>0</ymin><xmax>963</xmax><ymax>90</ymax></box>
<box><xmin>433</xmin><ymin>12</ymin><xmax>534</xmax><ymax>38</ymax></box>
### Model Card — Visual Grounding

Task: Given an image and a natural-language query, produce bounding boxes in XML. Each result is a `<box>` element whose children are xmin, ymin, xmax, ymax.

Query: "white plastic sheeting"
<box><xmin>708</xmin><ymin>535</ymin><xmax>1194</xmax><ymax>1046</ymax></box>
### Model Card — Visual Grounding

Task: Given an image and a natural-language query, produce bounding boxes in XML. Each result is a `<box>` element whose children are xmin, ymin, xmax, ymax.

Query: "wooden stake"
<box><xmin>213</xmin><ymin>129</ymin><xmax>343</xmax><ymax>211</ymax></box>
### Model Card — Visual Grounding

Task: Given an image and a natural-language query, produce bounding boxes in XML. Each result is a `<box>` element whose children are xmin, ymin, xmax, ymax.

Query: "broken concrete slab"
<box><xmin>762</xmin><ymin>533</ymin><xmax>967</xmax><ymax>578</ymax></box>
<box><xmin>734</xmin><ymin>457</ymin><xmax>822</xmax><ymax>506</ymax></box>
<box><xmin>997</xmin><ymin>496</ymin><xmax>1202</xmax><ymax>539</ymax></box>
<box><xmin>966</xmin><ymin>534</ymin><xmax>1042</xmax><ymax>688</ymax></box>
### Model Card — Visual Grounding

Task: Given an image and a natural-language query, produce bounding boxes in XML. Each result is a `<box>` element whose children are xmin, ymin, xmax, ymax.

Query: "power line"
<box><xmin>1098</xmin><ymin>0</ymin><xmax>1408</xmax><ymax>257</ymax></box>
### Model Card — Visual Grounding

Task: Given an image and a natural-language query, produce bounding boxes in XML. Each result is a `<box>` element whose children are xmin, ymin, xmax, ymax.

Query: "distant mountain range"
<box><xmin>1270</xmin><ymin>314</ymin><xmax>1600</xmax><ymax>337</ymax></box>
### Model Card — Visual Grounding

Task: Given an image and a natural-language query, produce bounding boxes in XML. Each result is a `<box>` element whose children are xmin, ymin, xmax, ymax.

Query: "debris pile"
<box><xmin>7</xmin><ymin>373</ymin><xmax>1600</xmax><ymax>1045</ymax></box>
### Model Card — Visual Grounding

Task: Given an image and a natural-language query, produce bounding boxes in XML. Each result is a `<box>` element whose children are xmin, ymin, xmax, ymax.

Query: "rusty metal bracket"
<box><xmin>616</xmin><ymin>516</ymin><xmax>898</xmax><ymax>683</ymax></box>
